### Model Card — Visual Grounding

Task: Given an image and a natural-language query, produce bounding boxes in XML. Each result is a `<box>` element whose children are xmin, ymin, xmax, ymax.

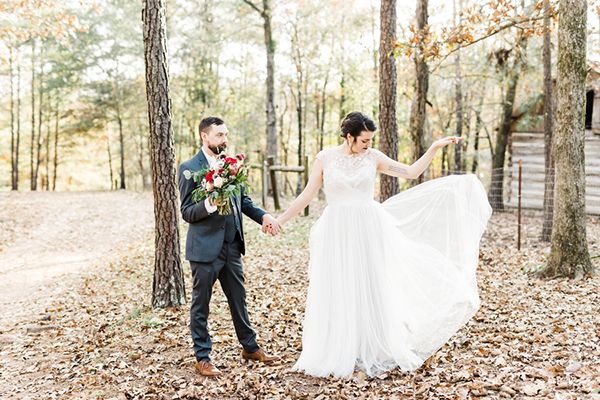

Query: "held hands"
<box><xmin>432</xmin><ymin>136</ymin><xmax>463</xmax><ymax>150</ymax></box>
<box><xmin>261</xmin><ymin>214</ymin><xmax>282</xmax><ymax>236</ymax></box>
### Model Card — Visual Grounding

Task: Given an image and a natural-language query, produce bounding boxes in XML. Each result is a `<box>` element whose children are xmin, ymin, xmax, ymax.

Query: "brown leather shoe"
<box><xmin>241</xmin><ymin>348</ymin><xmax>280</xmax><ymax>364</ymax></box>
<box><xmin>194</xmin><ymin>360</ymin><xmax>222</xmax><ymax>377</ymax></box>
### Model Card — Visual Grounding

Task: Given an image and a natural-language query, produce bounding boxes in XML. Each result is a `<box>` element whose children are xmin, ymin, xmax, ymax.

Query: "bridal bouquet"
<box><xmin>183</xmin><ymin>153</ymin><xmax>248</xmax><ymax>215</ymax></box>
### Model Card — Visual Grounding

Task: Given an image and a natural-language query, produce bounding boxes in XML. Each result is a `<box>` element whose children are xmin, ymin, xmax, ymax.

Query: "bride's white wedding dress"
<box><xmin>291</xmin><ymin>147</ymin><xmax>492</xmax><ymax>378</ymax></box>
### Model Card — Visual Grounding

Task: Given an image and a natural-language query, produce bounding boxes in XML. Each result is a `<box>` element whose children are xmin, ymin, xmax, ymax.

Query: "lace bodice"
<box><xmin>316</xmin><ymin>147</ymin><xmax>382</xmax><ymax>205</ymax></box>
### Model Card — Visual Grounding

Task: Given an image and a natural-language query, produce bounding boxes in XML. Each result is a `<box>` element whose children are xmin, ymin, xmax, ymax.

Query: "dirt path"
<box><xmin>0</xmin><ymin>191</ymin><xmax>154</xmax><ymax>328</ymax></box>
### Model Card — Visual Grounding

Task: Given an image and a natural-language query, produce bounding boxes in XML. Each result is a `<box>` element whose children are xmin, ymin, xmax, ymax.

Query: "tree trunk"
<box><xmin>453</xmin><ymin>0</ymin><xmax>463</xmax><ymax>173</ymax></box>
<box><xmin>291</xmin><ymin>25</ymin><xmax>304</xmax><ymax>195</ymax></box>
<box><xmin>15</xmin><ymin>46</ymin><xmax>21</xmax><ymax>190</ymax></box>
<box><xmin>52</xmin><ymin>94</ymin><xmax>59</xmax><ymax>191</ymax></box>
<box><xmin>441</xmin><ymin>146</ymin><xmax>448</xmax><ymax>176</ymax></box>
<box><xmin>408</xmin><ymin>0</ymin><xmax>429</xmax><ymax>184</ymax></box>
<box><xmin>138</xmin><ymin>123</ymin><xmax>149</xmax><ymax>190</ymax></box>
<box><xmin>44</xmin><ymin>91</ymin><xmax>51</xmax><ymax>190</ymax></box>
<box><xmin>488</xmin><ymin>38</ymin><xmax>527</xmax><ymax>211</ymax></box>
<box><xmin>143</xmin><ymin>0</ymin><xmax>186</xmax><ymax>307</ymax></box>
<box><xmin>471</xmin><ymin>112</ymin><xmax>482</xmax><ymax>174</ymax></box>
<box><xmin>379</xmin><ymin>0</ymin><xmax>399</xmax><ymax>201</ymax></box>
<box><xmin>263</xmin><ymin>1</ymin><xmax>277</xmax><ymax>159</ymax></box>
<box><xmin>371</xmin><ymin>3</ymin><xmax>379</xmax><ymax>121</ymax></box>
<box><xmin>339</xmin><ymin>71</ymin><xmax>346</xmax><ymax>136</ymax></box>
<box><xmin>107</xmin><ymin>132</ymin><xmax>115</xmax><ymax>189</ymax></box>
<box><xmin>541</xmin><ymin>0</ymin><xmax>555</xmax><ymax>242</ymax></box>
<box><xmin>462</xmin><ymin>96</ymin><xmax>472</xmax><ymax>172</ymax></box>
<box><xmin>242</xmin><ymin>0</ymin><xmax>278</xmax><ymax>161</ymax></box>
<box><xmin>489</xmin><ymin>1</ymin><xmax>529</xmax><ymax>211</ymax></box>
<box><xmin>30</xmin><ymin>40</ymin><xmax>36</xmax><ymax>191</ymax></box>
<box><xmin>117</xmin><ymin>110</ymin><xmax>126</xmax><ymax>190</ymax></box>
<box><xmin>318</xmin><ymin>73</ymin><xmax>328</xmax><ymax>152</ymax></box>
<box><xmin>34</xmin><ymin>43</ymin><xmax>44</xmax><ymax>191</ymax></box>
<box><xmin>541</xmin><ymin>0</ymin><xmax>593</xmax><ymax>278</ymax></box>
<box><xmin>10</xmin><ymin>46</ymin><xmax>17</xmax><ymax>190</ymax></box>
<box><xmin>471</xmin><ymin>84</ymin><xmax>485</xmax><ymax>174</ymax></box>
<box><xmin>489</xmin><ymin>71</ymin><xmax>518</xmax><ymax>211</ymax></box>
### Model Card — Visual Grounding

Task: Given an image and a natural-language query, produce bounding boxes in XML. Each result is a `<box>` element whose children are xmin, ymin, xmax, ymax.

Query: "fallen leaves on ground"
<box><xmin>0</xmin><ymin>196</ymin><xmax>599</xmax><ymax>399</ymax></box>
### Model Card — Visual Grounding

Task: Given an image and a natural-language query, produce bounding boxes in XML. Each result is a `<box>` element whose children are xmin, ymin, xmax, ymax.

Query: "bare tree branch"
<box><xmin>241</xmin><ymin>0</ymin><xmax>263</xmax><ymax>15</ymax></box>
<box><xmin>430</xmin><ymin>12</ymin><xmax>555</xmax><ymax>73</ymax></box>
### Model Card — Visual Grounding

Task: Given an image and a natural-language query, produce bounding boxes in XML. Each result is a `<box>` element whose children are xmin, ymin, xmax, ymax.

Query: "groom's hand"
<box><xmin>261</xmin><ymin>214</ymin><xmax>281</xmax><ymax>236</ymax></box>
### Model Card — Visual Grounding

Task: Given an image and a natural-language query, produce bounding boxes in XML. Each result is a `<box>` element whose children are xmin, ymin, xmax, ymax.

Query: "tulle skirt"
<box><xmin>291</xmin><ymin>174</ymin><xmax>492</xmax><ymax>378</ymax></box>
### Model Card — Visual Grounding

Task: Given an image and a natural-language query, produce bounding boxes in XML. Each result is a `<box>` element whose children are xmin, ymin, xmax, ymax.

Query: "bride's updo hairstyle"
<box><xmin>340</xmin><ymin>111</ymin><xmax>377</xmax><ymax>139</ymax></box>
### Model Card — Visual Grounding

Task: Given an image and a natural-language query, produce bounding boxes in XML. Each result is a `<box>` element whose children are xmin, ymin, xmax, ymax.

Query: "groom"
<box><xmin>178</xmin><ymin>116</ymin><xmax>281</xmax><ymax>377</ymax></box>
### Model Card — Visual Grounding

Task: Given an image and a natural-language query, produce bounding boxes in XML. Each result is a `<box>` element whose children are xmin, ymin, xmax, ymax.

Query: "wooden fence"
<box><xmin>249</xmin><ymin>156</ymin><xmax>309</xmax><ymax>215</ymax></box>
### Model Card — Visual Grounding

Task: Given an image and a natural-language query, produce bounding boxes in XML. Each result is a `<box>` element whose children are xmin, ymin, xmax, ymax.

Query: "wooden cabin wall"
<box><xmin>507</xmin><ymin>130</ymin><xmax>600</xmax><ymax>214</ymax></box>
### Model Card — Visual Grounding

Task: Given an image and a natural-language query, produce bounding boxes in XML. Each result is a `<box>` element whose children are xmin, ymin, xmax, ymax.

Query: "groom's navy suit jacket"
<box><xmin>178</xmin><ymin>150</ymin><xmax>266</xmax><ymax>263</ymax></box>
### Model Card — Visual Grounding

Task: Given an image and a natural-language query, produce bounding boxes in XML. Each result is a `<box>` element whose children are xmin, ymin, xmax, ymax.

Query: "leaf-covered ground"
<box><xmin>0</xmin><ymin>193</ymin><xmax>599</xmax><ymax>399</ymax></box>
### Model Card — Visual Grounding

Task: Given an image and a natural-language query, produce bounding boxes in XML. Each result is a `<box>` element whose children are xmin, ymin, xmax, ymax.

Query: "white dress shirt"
<box><xmin>201</xmin><ymin>147</ymin><xmax>218</xmax><ymax>214</ymax></box>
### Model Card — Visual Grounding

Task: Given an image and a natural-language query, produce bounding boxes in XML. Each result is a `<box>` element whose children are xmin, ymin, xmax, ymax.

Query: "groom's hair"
<box><xmin>199</xmin><ymin>116</ymin><xmax>225</xmax><ymax>135</ymax></box>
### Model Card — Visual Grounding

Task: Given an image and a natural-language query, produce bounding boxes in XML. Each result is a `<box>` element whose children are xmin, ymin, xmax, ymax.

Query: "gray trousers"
<box><xmin>189</xmin><ymin>238</ymin><xmax>259</xmax><ymax>361</ymax></box>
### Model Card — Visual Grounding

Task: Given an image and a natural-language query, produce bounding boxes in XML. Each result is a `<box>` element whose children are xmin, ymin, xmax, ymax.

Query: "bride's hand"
<box><xmin>432</xmin><ymin>136</ymin><xmax>462</xmax><ymax>150</ymax></box>
<box><xmin>275</xmin><ymin>217</ymin><xmax>284</xmax><ymax>231</ymax></box>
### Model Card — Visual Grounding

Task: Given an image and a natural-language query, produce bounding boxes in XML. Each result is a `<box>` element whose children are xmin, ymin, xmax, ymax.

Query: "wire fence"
<box><xmin>444</xmin><ymin>162</ymin><xmax>557</xmax><ymax>250</ymax></box>
<box><xmin>447</xmin><ymin>161</ymin><xmax>600</xmax><ymax>250</ymax></box>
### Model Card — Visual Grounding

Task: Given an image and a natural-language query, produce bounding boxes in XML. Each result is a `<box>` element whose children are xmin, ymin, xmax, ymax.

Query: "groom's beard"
<box><xmin>208</xmin><ymin>144</ymin><xmax>226</xmax><ymax>155</ymax></box>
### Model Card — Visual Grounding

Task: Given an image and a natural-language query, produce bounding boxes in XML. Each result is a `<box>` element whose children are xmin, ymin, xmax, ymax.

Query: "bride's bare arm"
<box><xmin>377</xmin><ymin>136</ymin><xmax>461</xmax><ymax>179</ymax></box>
<box><xmin>277</xmin><ymin>159</ymin><xmax>324</xmax><ymax>226</ymax></box>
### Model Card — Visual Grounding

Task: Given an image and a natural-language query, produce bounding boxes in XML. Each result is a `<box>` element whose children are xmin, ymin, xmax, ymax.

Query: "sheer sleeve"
<box><xmin>369</xmin><ymin>148</ymin><xmax>387</xmax><ymax>165</ymax></box>
<box><xmin>315</xmin><ymin>148</ymin><xmax>330</xmax><ymax>166</ymax></box>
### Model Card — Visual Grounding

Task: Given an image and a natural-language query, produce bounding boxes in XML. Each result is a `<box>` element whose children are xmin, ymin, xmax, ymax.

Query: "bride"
<box><xmin>275</xmin><ymin>111</ymin><xmax>492</xmax><ymax>378</ymax></box>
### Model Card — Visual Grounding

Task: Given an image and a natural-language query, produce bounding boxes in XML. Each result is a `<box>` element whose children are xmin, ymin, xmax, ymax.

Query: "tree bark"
<box><xmin>137</xmin><ymin>122</ymin><xmax>149</xmax><ymax>190</ymax></box>
<box><xmin>143</xmin><ymin>0</ymin><xmax>186</xmax><ymax>307</ymax></box>
<box><xmin>317</xmin><ymin>72</ymin><xmax>328</xmax><ymax>152</ymax></box>
<box><xmin>489</xmin><ymin>69</ymin><xmax>518</xmax><ymax>211</ymax></box>
<box><xmin>107</xmin><ymin>132</ymin><xmax>115</xmax><ymax>189</ymax></box>
<box><xmin>34</xmin><ymin>43</ymin><xmax>44</xmax><ymax>191</ymax></box>
<box><xmin>453</xmin><ymin>0</ymin><xmax>463</xmax><ymax>173</ymax></box>
<box><xmin>541</xmin><ymin>0</ymin><xmax>555</xmax><ymax>242</ymax></box>
<box><xmin>117</xmin><ymin>108</ymin><xmax>126</xmax><ymax>190</ymax></box>
<box><xmin>488</xmin><ymin>35</ymin><xmax>527</xmax><ymax>211</ymax></box>
<box><xmin>441</xmin><ymin>146</ymin><xmax>448</xmax><ymax>176</ymax></box>
<box><xmin>290</xmin><ymin>25</ymin><xmax>304</xmax><ymax>195</ymax></box>
<box><xmin>408</xmin><ymin>0</ymin><xmax>429</xmax><ymax>184</ymax></box>
<box><xmin>462</xmin><ymin>95</ymin><xmax>472</xmax><ymax>172</ymax></box>
<box><xmin>541</xmin><ymin>0</ymin><xmax>593</xmax><ymax>278</ymax></box>
<box><xmin>242</xmin><ymin>0</ymin><xmax>278</xmax><ymax>160</ymax></box>
<box><xmin>10</xmin><ymin>46</ymin><xmax>17</xmax><ymax>190</ymax></box>
<box><xmin>471</xmin><ymin>111</ymin><xmax>483</xmax><ymax>174</ymax></box>
<box><xmin>489</xmin><ymin>1</ymin><xmax>529</xmax><ymax>211</ymax></box>
<box><xmin>30</xmin><ymin>40</ymin><xmax>36</xmax><ymax>191</ymax></box>
<box><xmin>15</xmin><ymin>46</ymin><xmax>21</xmax><ymax>190</ymax></box>
<box><xmin>379</xmin><ymin>0</ymin><xmax>399</xmax><ymax>201</ymax></box>
<box><xmin>52</xmin><ymin>94</ymin><xmax>59</xmax><ymax>191</ymax></box>
<box><xmin>339</xmin><ymin>72</ymin><xmax>346</xmax><ymax>126</ymax></box>
<box><xmin>263</xmin><ymin>0</ymin><xmax>277</xmax><ymax>160</ymax></box>
<box><xmin>44</xmin><ymin>91</ymin><xmax>51</xmax><ymax>190</ymax></box>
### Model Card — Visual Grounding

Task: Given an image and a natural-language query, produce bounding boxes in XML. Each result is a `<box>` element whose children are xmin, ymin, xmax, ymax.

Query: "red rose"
<box><xmin>225</xmin><ymin>157</ymin><xmax>238</xmax><ymax>165</ymax></box>
<box><xmin>236</xmin><ymin>153</ymin><xmax>246</xmax><ymax>161</ymax></box>
<box><xmin>229</xmin><ymin>164</ymin><xmax>239</xmax><ymax>175</ymax></box>
<box><xmin>205</xmin><ymin>170</ymin><xmax>215</xmax><ymax>182</ymax></box>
